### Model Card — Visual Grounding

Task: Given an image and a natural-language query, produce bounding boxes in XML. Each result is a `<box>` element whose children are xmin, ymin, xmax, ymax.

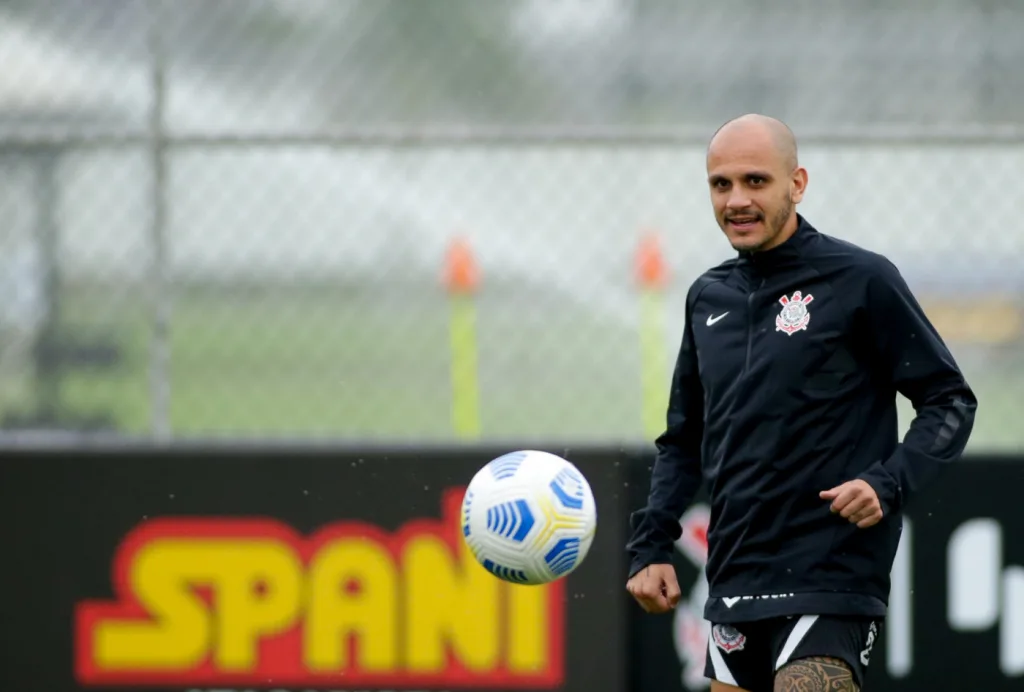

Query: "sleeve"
<box><xmin>856</xmin><ymin>259</ymin><xmax>978</xmax><ymax>516</ymax></box>
<box><xmin>625</xmin><ymin>284</ymin><xmax>706</xmax><ymax>579</ymax></box>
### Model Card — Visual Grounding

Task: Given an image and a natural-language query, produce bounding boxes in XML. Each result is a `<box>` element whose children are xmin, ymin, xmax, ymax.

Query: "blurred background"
<box><xmin>2</xmin><ymin>3</ymin><xmax>1024</xmax><ymax>692</ymax></box>
<box><xmin>0</xmin><ymin>0</ymin><xmax>1021</xmax><ymax>449</ymax></box>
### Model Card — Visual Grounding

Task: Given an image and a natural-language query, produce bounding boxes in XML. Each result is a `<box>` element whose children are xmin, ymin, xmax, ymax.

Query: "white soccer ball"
<box><xmin>460</xmin><ymin>450</ymin><xmax>597</xmax><ymax>585</ymax></box>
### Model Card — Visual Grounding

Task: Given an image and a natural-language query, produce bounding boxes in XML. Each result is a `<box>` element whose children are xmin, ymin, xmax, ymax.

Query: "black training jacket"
<box><xmin>626</xmin><ymin>215</ymin><xmax>977</xmax><ymax>624</ymax></box>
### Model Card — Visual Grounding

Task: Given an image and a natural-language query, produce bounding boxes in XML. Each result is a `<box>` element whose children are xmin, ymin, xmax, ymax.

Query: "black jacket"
<box><xmin>626</xmin><ymin>215</ymin><xmax>977</xmax><ymax>623</ymax></box>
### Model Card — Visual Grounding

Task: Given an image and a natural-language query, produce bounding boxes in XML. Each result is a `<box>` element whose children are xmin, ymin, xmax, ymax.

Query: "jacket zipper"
<box><xmin>745</xmin><ymin>278</ymin><xmax>766</xmax><ymax>372</ymax></box>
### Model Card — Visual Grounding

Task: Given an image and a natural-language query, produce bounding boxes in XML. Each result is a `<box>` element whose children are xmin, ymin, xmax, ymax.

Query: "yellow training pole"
<box><xmin>636</xmin><ymin>232</ymin><xmax>669</xmax><ymax>440</ymax></box>
<box><xmin>444</xmin><ymin>237</ymin><xmax>482</xmax><ymax>440</ymax></box>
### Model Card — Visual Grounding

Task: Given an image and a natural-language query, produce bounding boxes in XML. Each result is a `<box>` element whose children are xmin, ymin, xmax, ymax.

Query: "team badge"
<box><xmin>776</xmin><ymin>291</ymin><xmax>814</xmax><ymax>335</ymax></box>
<box><xmin>712</xmin><ymin>624</ymin><xmax>747</xmax><ymax>653</ymax></box>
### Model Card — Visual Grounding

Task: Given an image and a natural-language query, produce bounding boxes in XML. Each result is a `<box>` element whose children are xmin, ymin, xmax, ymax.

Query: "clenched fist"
<box><xmin>820</xmin><ymin>479</ymin><xmax>883</xmax><ymax>528</ymax></box>
<box><xmin>626</xmin><ymin>563</ymin><xmax>682</xmax><ymax>614</ymax></box>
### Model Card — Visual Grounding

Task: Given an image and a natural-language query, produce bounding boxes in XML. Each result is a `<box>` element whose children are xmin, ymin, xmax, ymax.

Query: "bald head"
<box><xmin>704</xmin><ymin>113</ymin><xmax>808</xmax><ymax>253</ymax></box>
<box><xmin>708</xmin><ymin>114</ymin><xmax>798</xmax><ymax>172</ymax></box>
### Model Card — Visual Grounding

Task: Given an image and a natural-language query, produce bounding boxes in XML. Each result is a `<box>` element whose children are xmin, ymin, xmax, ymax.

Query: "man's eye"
<box><xmin>749</xmin><ymin>177</ymin><xmax>764</xmax><ymax>185</ymax></box>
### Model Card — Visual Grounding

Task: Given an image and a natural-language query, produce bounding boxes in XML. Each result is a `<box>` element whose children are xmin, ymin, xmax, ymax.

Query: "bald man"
<box><xmin>625</xmin><ymin>115</ymin><xmax>977</xmax><ymax>692</ymax></box>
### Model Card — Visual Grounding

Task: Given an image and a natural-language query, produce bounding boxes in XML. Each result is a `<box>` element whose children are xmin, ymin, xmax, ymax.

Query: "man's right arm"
<box><xmin>625</xmin><ymin>287</ymin><xmax>705</xmax><ymax>579</ymax></box>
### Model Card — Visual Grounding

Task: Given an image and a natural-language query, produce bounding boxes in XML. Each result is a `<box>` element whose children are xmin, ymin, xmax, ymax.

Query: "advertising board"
<box><xmin>0</xmin><ymin>444</ymin><xmax>627</xmax><ymax>692</ymax></box>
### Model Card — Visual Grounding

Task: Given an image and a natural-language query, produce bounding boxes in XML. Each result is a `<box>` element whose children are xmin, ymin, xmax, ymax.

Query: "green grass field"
<box><xmin>2</xmin><ymin>282</ymin><xmax>652</xmax><ymax>442</ymax></box>
<box><xmin>2</xmin><ymin>281</ymin><xmax>1022</xmax><ymax>453</ymax></box>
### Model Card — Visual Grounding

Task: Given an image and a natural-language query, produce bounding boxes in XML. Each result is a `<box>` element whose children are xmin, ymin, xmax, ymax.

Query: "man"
<box><xmin>625</xmin><ymin>114</ymin><xmax>977</xmax><ymax>692</ymax></box>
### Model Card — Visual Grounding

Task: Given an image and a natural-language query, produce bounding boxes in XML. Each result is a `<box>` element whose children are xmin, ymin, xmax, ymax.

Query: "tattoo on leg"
<box><xmin>774</xmin><ymin>656</ymin><xmax>858</xmax><ymax>692</ymax></box>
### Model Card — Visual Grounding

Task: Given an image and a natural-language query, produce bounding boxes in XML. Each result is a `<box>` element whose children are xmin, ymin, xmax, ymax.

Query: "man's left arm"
<box><xmin>855</xmin><ymin>258</ymin><xmax>978</xmax><ymax>516</ymax></box>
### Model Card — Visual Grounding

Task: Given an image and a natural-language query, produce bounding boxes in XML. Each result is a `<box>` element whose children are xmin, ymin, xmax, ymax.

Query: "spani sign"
<box><xmin>74</xmin><ymin>489</ymin><xmax>564</xmax><ymax>688</ymax></box>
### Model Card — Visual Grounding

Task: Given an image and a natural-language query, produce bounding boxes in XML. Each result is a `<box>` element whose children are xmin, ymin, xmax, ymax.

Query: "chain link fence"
<box><xmin>0</xmin><ymin>0</ymin><xmax>1021</xmax><ymax>450</ymax></box>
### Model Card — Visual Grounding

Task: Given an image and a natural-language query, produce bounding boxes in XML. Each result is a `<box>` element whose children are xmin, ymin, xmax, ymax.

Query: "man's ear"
<box><xmin>791</xmin><ymin>166</ymin><xmax>809</xmax><ymax>203</ymax></box>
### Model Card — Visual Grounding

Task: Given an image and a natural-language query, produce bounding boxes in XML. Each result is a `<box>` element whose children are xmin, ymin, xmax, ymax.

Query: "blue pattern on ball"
<box><xmin>482</xmin><ymin>559</ymin><xmax>530</xmax><ymax>583</ymax></box>
<box><xmin>549</xmin><ymin>467</ymin><xmax>585</xmax><ymax>510</ymax></box>
<box><xmin>461</xmin><ymin>490</ymin><xmax>473</xmax><ymax>537</ymax></box>
<box><xmin>487</xmin><ymin>451</ymin><xmax>528</xmax><ymax>480</ymax></box>
<box><xmin>485</xmin><ymin>499</ymin><xmax>535</xmax><ymax>542</ymax></box>
<box><xmin>544</xmin><ymin>537</ymin><xmax>581</xmax><ymax>576</ymax></box>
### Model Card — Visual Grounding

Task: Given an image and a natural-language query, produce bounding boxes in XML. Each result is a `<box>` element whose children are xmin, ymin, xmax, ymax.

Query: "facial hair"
<box><xmin>765</xmin><ymin>194</ymin><xmax>795</xmax><ymax>246</ymax></box>
<box><xmin>723</xmin><ymin>194</ymin><xmax>795</xmax><ymax>252</ymax></box>
<box><xmin>746</xmin><ymin>193</ymin><xmax>795</xmax><ymax>253</ymax></box>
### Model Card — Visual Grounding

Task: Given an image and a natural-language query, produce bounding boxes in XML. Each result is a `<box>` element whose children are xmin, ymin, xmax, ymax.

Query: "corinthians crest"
<box><xmin>776</xmin><ymin>291</ymin><xmax>814</xmax><ymax>335</ymax></box>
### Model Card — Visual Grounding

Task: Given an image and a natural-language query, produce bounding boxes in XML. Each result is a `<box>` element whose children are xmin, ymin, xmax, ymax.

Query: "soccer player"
<box><xmin>624</xmin><ymin>114</ymin><xmax>977</xmax><ymax>692</ymax></box>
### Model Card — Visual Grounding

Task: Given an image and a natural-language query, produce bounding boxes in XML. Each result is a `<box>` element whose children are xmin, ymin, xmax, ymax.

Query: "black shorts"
<box><xmin>704</xmin><ymin>615</ymin><xmax>882</xmax><ymax>691</ymax></box>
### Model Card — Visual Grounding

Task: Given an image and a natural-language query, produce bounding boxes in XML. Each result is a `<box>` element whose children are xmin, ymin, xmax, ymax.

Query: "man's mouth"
<box><xmin>727</xmin><ymin>216</ymin><xmax>762</xmax><ymax>229</ymax></box>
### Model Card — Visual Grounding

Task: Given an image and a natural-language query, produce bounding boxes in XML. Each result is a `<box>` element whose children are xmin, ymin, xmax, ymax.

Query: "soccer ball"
<box><xmin>460</xmin><ymin>450</ymin><xmax>597</xmax><ymax>585</ymax></box>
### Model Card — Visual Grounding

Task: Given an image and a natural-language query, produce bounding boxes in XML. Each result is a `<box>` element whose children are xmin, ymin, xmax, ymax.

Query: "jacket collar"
<box><xmin>737</xmin><ymin>214</ymin><xmax>817</xmax><ymax>273</ymax></box>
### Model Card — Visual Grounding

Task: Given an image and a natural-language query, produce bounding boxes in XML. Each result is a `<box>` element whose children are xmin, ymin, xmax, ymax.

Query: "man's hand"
<box><xmin>820</xmin><ymin>479</ymin><xmax>883</xmax><ymax>528</ymax></box>
<box><xmin>626</xmin><ymin>563</ymin><xmax>682</xmax><ymax>613</ymax></box>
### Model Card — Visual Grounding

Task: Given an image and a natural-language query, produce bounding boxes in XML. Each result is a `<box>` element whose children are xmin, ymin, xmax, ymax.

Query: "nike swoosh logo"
<box><xmin>707</xmin><ymin>312</ymin><xmax>729</xmax><ymax>326</ymax></box>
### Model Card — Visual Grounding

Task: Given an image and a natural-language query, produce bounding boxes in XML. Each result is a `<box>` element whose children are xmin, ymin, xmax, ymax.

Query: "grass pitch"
<box><xmin>1</xmin><ymin>281</ymin><xmax>1020</xmax><ymax>452</ymax></box>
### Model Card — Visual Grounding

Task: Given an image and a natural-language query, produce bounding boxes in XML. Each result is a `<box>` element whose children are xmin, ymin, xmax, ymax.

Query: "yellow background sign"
<box><xmin>75</xmin><ymin>488</ymin><xmax>564</xmax><ymax>688</ymax></box>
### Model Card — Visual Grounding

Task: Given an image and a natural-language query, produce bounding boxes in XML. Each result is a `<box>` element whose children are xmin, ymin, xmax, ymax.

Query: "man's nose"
<box><xmin>727</xmin><ymin>189</ymin><xmax>752</xmax><ymax>209</ymax></box>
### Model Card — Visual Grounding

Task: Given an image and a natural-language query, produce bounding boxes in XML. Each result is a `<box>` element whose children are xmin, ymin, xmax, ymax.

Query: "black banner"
<box><xmin>0</xmin><ymin>443</ymin><xmax>628</xmax><ymax>692</ymax></box>
<box><xmin>4</xmin><ymin>443</ymin><xmax>1022</xmax><ymax>691</ymax></box>
<box><xmin>626</xmin><ymin>454</ymin><xmax>1024</xmax><ymax>691</ymax></box>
